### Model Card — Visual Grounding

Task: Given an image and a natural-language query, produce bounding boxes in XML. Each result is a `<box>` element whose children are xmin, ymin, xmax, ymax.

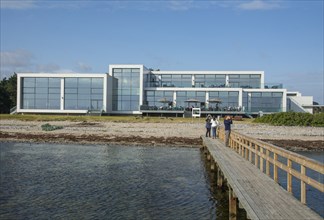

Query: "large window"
<box><xmin>244</xmin><ymin>92</ymin><xmax>283</xmax><ymax>112</ymax></box>
<box><xmin>209</xmin><ymin>91</ymin><xmax>239</xmax><ymax>110</ymax></box>
<box><xmin>64</xmin><ymin>77</ymin><xmax>103</xmax><ymax>110</ymax></box>
<box><xmin>228</xmin><ymin>74</ymin><xmax>261</xmax><ymax>88</ymax></box>
<box><xmin>144</xmin><ymin>91</ymin><xmax>174</xmax><ymax>109</ymax></box>
<box><xmin>22</xmin><ymin>77</ymin><xmax>60</xmax><ymax>109</ymax></box>
<box><xmin>176</xmin><ymin>91</ymin><xmax>206</xmax><ymax>108</ymax></box>
<box><xmin>112</xmin><ymin>68</ymin><xmax>140</xmax><ymax>111</ymax></box>
<box><xmin>194</xmin><ymin>74</ymin><xmax>226</xmax><ymax>88</ymax></box>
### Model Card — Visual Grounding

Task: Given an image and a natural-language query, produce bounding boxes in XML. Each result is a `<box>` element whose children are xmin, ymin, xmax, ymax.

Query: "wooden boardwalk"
<box><xmin>202</xmin><ymin>136</ymin><xmax>322</xmax><ymax>220</ymax></box>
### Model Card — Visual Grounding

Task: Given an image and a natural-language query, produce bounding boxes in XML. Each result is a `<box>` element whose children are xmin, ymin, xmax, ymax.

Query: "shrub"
<box><xmin>254</xmin><ymin>112</ymin><xmax>324</xmax><ymax>127</ymax></box>
<box><xmin>41</xmin><ymin>123</ymin><xmax>63</xmax><ymax>131</ymax></box>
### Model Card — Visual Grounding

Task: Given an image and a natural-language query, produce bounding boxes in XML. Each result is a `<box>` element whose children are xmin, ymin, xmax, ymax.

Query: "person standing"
<box><xmin>224</xmin><ymin>115</ymin><xmax>233</xmax><ymax>147</ymax></box>
<box><xmin>211</xmin><ymin>116</ymin><xmax>219</xmax><ymax>139</ymax></box>
<box><xmin>205</xmin><ymin>116</ymin><xmax>212</xmax><ymax>137</ymax></box>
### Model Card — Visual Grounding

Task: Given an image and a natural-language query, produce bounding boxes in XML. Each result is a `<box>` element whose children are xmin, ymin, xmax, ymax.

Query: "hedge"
<box><xmin>254</xmin><ymin>112</ymin><xmax>324</xmax><ymax>127</ymax></box>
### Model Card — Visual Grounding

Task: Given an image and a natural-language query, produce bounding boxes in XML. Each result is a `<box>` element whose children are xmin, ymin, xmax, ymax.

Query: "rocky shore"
<box><xmin>0</xmin><ymin>119</ymin><xmax>323</xmax><ymax>151</ymax></box>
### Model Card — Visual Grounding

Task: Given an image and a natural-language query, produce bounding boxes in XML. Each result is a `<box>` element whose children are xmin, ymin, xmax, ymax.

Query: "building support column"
<box><xmin>60</xmin><ymin>78</ymin><xmax>65</xmax><ymax>111</ymax></box>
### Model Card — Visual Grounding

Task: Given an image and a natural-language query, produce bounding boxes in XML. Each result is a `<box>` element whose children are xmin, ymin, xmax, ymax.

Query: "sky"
<box><xmin>1</xmin><ymin>0</ymin><xmax>323</xmax><ymax>104</ymax></box>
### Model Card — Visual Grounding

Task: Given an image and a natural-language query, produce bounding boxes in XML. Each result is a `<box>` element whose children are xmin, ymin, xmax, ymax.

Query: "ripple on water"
<box><xmin>0</xmin><ymin>143</ymin><xmax>230</xmax><ymax>220</ymax></box>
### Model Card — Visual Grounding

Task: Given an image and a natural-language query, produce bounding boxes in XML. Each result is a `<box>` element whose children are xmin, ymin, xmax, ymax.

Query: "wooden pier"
<box><xmin>201</xmin><ymin>133</ymin><xmax>323</xmax><ymax>220</ymax></box>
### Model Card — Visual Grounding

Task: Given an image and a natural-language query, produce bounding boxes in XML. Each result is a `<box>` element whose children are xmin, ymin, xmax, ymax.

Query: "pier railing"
<box><xmin>218</xmin><ymin>128</ymin><xmax>324</xmax><ymax>205</ymax></box>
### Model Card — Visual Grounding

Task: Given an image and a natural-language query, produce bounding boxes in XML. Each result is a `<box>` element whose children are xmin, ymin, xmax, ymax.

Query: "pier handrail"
<box><xmin>218</xmin><ymin>128</ymin><xmax>324</xmax><ymax>205</ymax></box>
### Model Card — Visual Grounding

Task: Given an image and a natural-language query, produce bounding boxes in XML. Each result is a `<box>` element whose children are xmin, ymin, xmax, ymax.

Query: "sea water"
<box><xmin>0</xmin><ymin>142</ymin><xmax>234</xmax><ymax>220</ymax></box>
<box><xmin>1</xmin><ymin>142</ymin><xmax>322</xmax><ymax>219</ymax></box>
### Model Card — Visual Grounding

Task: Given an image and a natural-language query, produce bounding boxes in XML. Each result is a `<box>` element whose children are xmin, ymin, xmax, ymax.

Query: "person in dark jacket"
<box><xmin>205</xmin><ymin>116</ymin><xmax>212</xmax><ymax>137</ymax></box>
<box><xmin>224</xmin><ymin>115</ymin><xmax>233</xmax><ymax>147</ymax></box>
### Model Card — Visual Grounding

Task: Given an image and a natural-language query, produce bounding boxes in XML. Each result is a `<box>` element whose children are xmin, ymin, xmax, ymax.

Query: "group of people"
<box><xmin>205</xmin><ymin>114</ymin><xmax>232</xmax><ymax>147</ymax></box>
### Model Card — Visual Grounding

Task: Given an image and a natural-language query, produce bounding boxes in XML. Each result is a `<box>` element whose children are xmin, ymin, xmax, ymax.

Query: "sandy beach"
<box><xmin>0</xmin><ymin>119</ymin><xmax>323</xmax><ymax>151</ymax></box>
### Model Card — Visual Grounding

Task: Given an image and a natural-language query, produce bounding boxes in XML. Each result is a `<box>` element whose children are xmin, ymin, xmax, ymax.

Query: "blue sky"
<box><xmin>1</xmin><ymin>0</ymin><xmax>323</xmax><ymax>104</ymax></box>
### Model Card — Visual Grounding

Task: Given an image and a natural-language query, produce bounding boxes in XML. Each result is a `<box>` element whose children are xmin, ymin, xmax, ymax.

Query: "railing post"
<box><xmin>245</xmin><ymin>141</ymin><xmax>249</xmax><ymax>160</ymax></box>
<box><xmin>248</xmin><ymin>142</ymin><xmax>252</xmax><ymax>162</ymax></box>
<box><xmin>255</xmin><ymin>145</ymin><xmax>259</xmax><ymax>168</ymax></box>
<box><xmin>266</xmin><ymin>149</ymin><xmax>270</xmax><ymax>176</ymax></box>
<box><xmin>287</xmin><ymin>159</ymin><xmax>292</xmax><ymax>193</ymax></box>
<box><xmin>301</xmin><ymin>165</ymin><xmax>306</xmax><ymax>204</ymax></box>
<box><xmin>260</xmin><ymin>147</ymin><xmax>264</xmax><ymax>173</ymax></box>
<box><xmin>273</xmin><ymin>153</ymin><xmax>278</xmax><ymax>183</ymax></box>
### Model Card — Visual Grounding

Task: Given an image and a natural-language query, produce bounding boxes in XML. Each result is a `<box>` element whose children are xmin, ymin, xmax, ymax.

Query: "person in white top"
<box><xmin>211</xmin><ymin>116</ymin><xmax>219</xmax><ymax>139</ymax></box>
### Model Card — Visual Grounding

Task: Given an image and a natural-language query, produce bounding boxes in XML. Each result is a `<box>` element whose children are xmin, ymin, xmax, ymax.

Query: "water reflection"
<box><xmin>0</xmin><ymin>142</ymin><xmax>225</xmax><ymax>219</ymax></box>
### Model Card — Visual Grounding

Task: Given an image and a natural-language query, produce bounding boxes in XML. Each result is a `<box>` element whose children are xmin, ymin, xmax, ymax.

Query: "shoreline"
<box><xmin>0</xmin><ymin>120</ymin><xmax>323</xmax><ymax>151</ymax></box>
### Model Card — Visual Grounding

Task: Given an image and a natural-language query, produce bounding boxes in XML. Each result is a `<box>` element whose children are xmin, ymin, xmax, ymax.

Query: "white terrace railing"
<box><xmin>218</xmin><ymin>128</ymin><xmax>324</xmax><ymax>205</ymax></box>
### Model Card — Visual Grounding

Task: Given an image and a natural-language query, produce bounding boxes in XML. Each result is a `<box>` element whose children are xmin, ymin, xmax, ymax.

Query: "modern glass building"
<box><xmin>17</xmin><ymin>73</ymin><xmax>108</xmax><ymax>114</ymax></box>
<box><xmin>16</xmin><ymin>64</ymin><xmax>313</xmax><ymax>116</ymax></box>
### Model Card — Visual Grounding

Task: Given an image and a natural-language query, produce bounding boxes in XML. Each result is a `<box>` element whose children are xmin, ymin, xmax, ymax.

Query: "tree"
<box><xmin>0</xmin><ymin>73</ymin><xmax>17</xmax><ymax>114</ymax></box>
<box><xmin>5</xmin><ymin>73</ymin><xmax>17</xmax><ymax>109</ymax></box>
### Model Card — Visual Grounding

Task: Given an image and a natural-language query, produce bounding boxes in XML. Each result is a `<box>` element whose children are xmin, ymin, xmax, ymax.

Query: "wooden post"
<box><xmin>301</xmin><ymin>165</ymin><xmax>306</xmax><ymax>204</ymax></box>
<box><xmin>249</xmin><ymin>142</ymin><xmax>252</xmax><ymax>162</ymax></box>
<box><xmin>255</xmin><ymin>145</ymin><xmax>259</xmax><ymax>168</ymax></box>
<box><xmin>260</xmin><ymin>147</ymin><xmax>264</xmax><ymax>173</ymax></box>
<box><xmin>287</xmin><ymin>159</ymin><xmax>292</xmax><ymax>193</ymax></box>
<box><xmin>241</xmin><ymin>139</ymin><xmax>244</xmax><ymax>157</ymax></box>
<box><xmin>273</xmin><ymin>153</ymin><xmax>278</xmax><ymax>183</ymax></box>
<box><xmin>229</xmin><ymin>187</ymin><xmax>238</xmax><ymax>220</ymax></box>
<box><xmin>211</xmin><ymin>161</ymin><xmax>216</xmax><ymax>171</ymax></box>
<box><xmin>207</xmin><ymin>153</ymin><xmax>211</xmax><ymax>161</ymax></box>
<box><xmin>217</xmin><ymin>168</ymin><xmax>223</xmax><ymax>188</ymax></box>
<box><xmin>266</xmin><ymin>149</ymin><xmax>270</xmax><ymax>176</ymax></box>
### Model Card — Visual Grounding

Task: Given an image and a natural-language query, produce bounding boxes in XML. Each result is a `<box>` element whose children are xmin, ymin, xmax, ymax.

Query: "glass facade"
<box><xmin>209</xmin><ymin>91</ymin><xmax>239</xmax><ymax>110</ymax></box>
<box><xmin>194</xmin><ymin>74</ymin><xmax>226</xmax><ymax>88</ymax></box>
<box><xmin>19</xmin><ymin>67</ymin><xmax>291</xmax><ymax>114</ymax></box>
<box><xmin>145</xmin><ymin>91</ymin><xmax>174</xmax><ymax>109</ymax></box>
<box><xmin>64</xmin><ymin>77</ymin><xmax>103</xmax><ymax>110</ymax></box>
<box><xmin>143</xmin><ymin>90</ymin><xmax>241</xmax><ymax>110</ymax></box>
<box><xmin>112</xmin><ymin>68</ymin><xmax>140</xmax><ymax>111</ymax></box>
<box><xmin>145</xmin><ymin>73</ymin><xmax>261</xmax><ymax>89</ymax></box>
<box><xmin>22</xmin><ymin>77</ymin><xmax>60</xmax><ymax>109</ymax></box>
<box><xmin>176</xmin><ymin>91</ymin><xmax>206</xmax><ymax>109</ymax></box>
<box><xmin>146</xmin><ymin>74</ymin><xmax>192</xmax><ymax>88</ymax></box>
<box><xmin>228</xmin><ymin>74</ymin><xmax>261</xmax><ymax>88</ymax></box>
<box><xmin>243</xmin><ymin>92</ymin><xmax>283</xmax><ymax>112</ymax></box>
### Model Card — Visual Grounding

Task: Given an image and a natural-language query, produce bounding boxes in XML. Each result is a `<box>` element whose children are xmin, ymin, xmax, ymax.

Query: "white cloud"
<box><xmin>0</xmin><ymin>49</ymin><xmax>34</xmax><ymax>78</ymax></box>
<box><xmin>238</xmin><ymin>0</ymin><xmax>281</xmax><ymax>10</ymax></box>
<box><xmin>0</xmin><ymin>0</ymin><xmax>284</xmax><ymax>12</ymax></box>
<box><xmin>76</xmin><ymin>62</ymin><xmax>93</xmax><ymax>72</ymax></box>
<box><xmin>0</xmin><ymin>49</ymin><xmax>97</xmax><ymax>79</ymax></box>
<box><xmin>35</xmin><ymin>63</ymin><xmax>61</xmax><ymax>72</ymax></box>
<box><xmin>0</xmin><ymin>49</ymin><xmax>70</xmax><ymax>78</ymax></box>
<box><xmin>0</xmin><ymin>49</ymin><xmax>33</xmax><ymax>68</ymax></box>
<box><xmin>1</xmin><ymin>0</ymin><xmax>36</xmax><ymax>9</ymax></box>
<box><xmin>167</xmin><ymin>1</ymin><xmax>194</xmax><ymax>11</ymax></box>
